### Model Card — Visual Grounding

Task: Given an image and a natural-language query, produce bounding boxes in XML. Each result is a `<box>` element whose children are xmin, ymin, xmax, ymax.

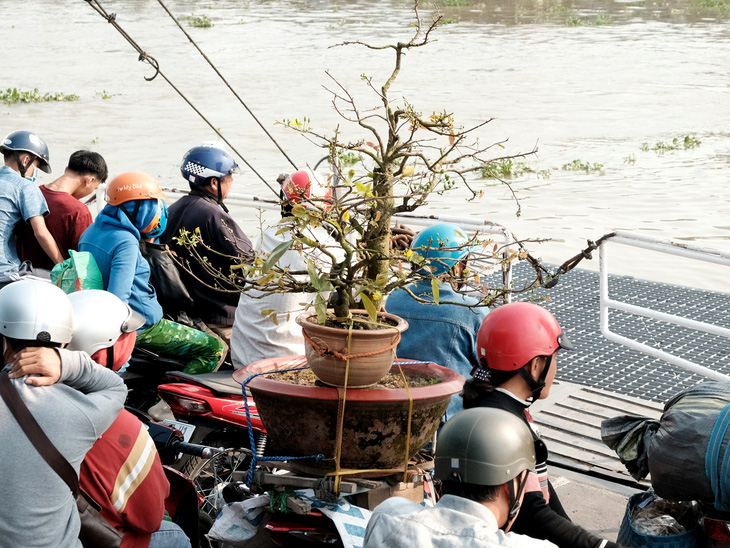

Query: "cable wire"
<box><xmin>84</xmin><ymin>0</ymin><xmax>280</xmax><ymax>197</ymax></box>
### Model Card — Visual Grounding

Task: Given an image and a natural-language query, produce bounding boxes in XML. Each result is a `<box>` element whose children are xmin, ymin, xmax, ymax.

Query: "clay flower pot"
<box><xmin>243</xmin><ymin>356</ymin><xmax>465</xmax><ymax>471</ymax></box>
<box><xmin>295</xmin><ymin>309</ymin><xmax>409</xmax><ymax>387</ymax></box>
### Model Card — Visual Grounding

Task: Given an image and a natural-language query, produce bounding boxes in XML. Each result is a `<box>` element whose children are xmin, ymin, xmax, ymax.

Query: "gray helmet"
<box><xmin>434</xmin><ymin>408</ymin><xmax>536</xmax><ymax>486</ymax></box>
<box><xmin>0</xmin><ymin>130</ymin><xmax>51</xmax><ymax>173</ymax></box>
<box><xmin>0</xmin><ymin>280</ymin><xmax>73</xmax><ymax>344</ymax></box>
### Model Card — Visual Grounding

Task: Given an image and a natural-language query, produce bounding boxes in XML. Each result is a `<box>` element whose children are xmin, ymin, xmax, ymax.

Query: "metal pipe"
<box><xmin>598</xmin><ymin>234</ymin><xmax>730</xmax><ymax>382</ymax></box>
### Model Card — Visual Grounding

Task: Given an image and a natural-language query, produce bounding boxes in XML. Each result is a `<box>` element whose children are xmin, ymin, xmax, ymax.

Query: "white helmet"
<box><xmin>0</xmin><ymin>280</ymin><xmax>74</xmax><ymax>344</ymax></box>
<box><xmin>67</xmin><ymin>290</ymin><xmax>145</xmax><ymax>355</ymax></box>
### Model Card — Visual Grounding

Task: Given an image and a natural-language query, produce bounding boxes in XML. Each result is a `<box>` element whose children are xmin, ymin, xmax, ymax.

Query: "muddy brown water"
<box><xmin>2</xmin><ymin>0</ymin><xmax>729</xmax><ymax>289</ymax></box>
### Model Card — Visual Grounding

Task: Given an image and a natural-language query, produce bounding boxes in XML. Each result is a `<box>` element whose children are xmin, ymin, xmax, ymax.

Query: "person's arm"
<box><xmin>106</xmin><ymin>240</ymin><xmax>139</xmax><ymax>304</ymax></box>
<box><xmin>28</xmin><ymin>215</ymin><xmax>63</xmax><ymax>265</ymax></box>
<box><xmin>120</xmin><ymin>447</ymin><xmax>169</xmax><ymax>535</ymax></box>
<box><xmin>513</xmin><ymin>491</ymin><xmax>619</xmax><ymax>548</ymax></box>
<box><xmin>9</xmin><ymin>347</ymin><xmax>126</xmax><ymax>437</ymax></box>
<box><xmin>213</xmin><ymin>216</ymin><xmax>253</xmax><ymax>260</ymax></box>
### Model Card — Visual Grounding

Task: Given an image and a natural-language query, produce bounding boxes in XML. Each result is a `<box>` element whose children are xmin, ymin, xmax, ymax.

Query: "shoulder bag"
<box><xmin>0</xmin><ymin>371</ymin><xmax>123</xmax><ymax>548</ymax></box>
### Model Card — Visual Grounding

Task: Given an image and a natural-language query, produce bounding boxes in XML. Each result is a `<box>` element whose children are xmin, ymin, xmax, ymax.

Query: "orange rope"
<box><xmin>302</xmin><ymin>330</ymin><xmax>401</xmax><ymax>360</ymax></box>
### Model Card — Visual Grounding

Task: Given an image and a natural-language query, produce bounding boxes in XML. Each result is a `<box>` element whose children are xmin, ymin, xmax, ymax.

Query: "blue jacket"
<box><xmin>79</xmin><ymin>203</ymin><xmax>162</xmax><ymax>330</ymax></box>
<box><xmin>385</xmin><ymin>281</ymin><xmax>487</xmax><ymax>417</ymax></box>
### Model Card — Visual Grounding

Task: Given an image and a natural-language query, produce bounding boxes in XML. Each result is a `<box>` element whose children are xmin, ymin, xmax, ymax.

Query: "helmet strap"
<box><xmin>197</xmin><ymin>177</ymin><xmax>230</xmax><ymax>213</ymax></box>
<box><xmin>517</xmin><ymin>353</ymin><xmax>554</xmax><ymax>404</ymax></box>
<box><xmin>106</xmin><ymin>343</ymin><xmax>115</xmax><ymax>370</ymax></box>
<box><xmin>15</xmin><ymin>151</ymin><xmax>29</xmax><ymax>178</ymax></box>
<box><xmin>505</xmin><ymin>471</ymin><xmax>528</xmax><ymax>527</ymax></box>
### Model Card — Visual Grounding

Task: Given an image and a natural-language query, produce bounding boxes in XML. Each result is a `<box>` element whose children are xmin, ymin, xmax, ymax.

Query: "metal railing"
<box><xmin>599</xmin><ymin>231</ymin><xmax>730</xmax><ymax>382</ymax></box>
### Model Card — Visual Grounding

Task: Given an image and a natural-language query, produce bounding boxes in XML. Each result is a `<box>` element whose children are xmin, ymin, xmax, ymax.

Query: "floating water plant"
<box><xmin>481</xmin><ymin>159</ymin><xmax>550</xmax><ymax>179</ymax></box>
<box><xmin>640</xmin><ymin>135</ymin><xmax>701</xmax><ymax>154</ymax></box>
<box><xmin>179</xmin><ymin>14</ymin><xmax>214</xmax><ymax>28</ymax></box>
<box><xmin>562</xmin><ymin>159</ymin><xmax>605</xmax><ymax>174</ymax></box>
<box><xmin>0</xmin><ymin>88</ymin><xmax>80</xmax><ymax>104</ymax></box>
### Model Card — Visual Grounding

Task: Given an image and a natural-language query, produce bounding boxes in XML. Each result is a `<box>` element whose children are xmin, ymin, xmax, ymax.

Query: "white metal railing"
<box><xmin>94</xmin><ymin>185</ymin><xmax>517</xmax><ymax>299</ymax></box>
<box><xmin>599</xmin><ymin>230</ymin><xmax>730</xmax><ymax>382</ymax></box>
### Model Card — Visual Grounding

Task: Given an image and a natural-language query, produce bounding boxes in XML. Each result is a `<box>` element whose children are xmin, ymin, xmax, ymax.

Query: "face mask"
<box><xmin>24</xmin><ymin>172</ymin><xmax>38</xmax><ymax>184</ymax></box>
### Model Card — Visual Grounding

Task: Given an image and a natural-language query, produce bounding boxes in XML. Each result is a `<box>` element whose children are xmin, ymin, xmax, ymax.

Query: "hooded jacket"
<box><xmin>79</xmin><ymin>202</ymin><xmax>163</xmax><ymax>330</ymax></box>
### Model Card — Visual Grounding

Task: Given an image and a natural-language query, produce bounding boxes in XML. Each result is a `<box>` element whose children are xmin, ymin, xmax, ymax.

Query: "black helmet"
<box><xmin>1</xmin><ymin>130</ymin><xmax>51</xmax><ymax>173</ymax></box>
<box><xmin>434</xmin><ymin>407</ymin><xmax>536</xmax><ymax>486</ymax></box>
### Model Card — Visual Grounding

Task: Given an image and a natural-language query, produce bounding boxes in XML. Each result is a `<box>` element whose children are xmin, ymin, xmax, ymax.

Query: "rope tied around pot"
<box><xmin>301</xmin><ymin>329</ymin><xmax>402</xmax><ymax>361</ymax></box>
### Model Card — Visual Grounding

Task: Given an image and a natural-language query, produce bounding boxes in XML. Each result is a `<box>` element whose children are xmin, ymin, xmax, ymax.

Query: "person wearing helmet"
<box><xmin>0</xmin><ymin>279</ymin><xmax>126</xmax><ymax>547</ymax></box>
<box><xmin>79</xmin><ymin>172</ymin><xmax>226</xmax><ymax>375</ymax></box>
<box><xmin>230</xmin><ymin>169</ymin><xmax>341</xmax><ymax>368</ymax></box>
<box><xmin>462</xmin><ymin>302</ymin><xmax>618</xmax><ymax>548</ymax></box>
<box><xmin>17</xmin><ymin>150</ymin><xmax>108</xmax><ymax>270</ymax></box>
<box><xmin>385</xmin><ymin>222</ymin><xmax>488</xmax><ymax>416</ymax></box>
<box><xmin>160</xmin><ymin>144</ymin><xmax>253</xmax><ymax>350</ymax></box>
<box><xmin>67</xmin><ymin>290</ymin><xmax>191</xmax><ymax>547</ymax></box>
<box><xmin>0</xmin><ymin>130</ymin><xmax>64</xmax><ymax>278</ymax></box>
<box><xmin>364</xmin><ymin>407</ymin><xmax>557</xmax><ymax>548</ymax></box>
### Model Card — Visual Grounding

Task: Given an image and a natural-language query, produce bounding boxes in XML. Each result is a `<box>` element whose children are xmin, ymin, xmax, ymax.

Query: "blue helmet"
<box><xmin>1</xmin><ymin>130</ymin><xmax>51</xmax><ymax>173</ymax></box>
<box><xmin>180</xmin><ymin>145</ymin><xmax>239</xmax><ymax>186</ymax></box>
<box><xmin>410</xmin><ymin>223</ymin><xmax>472</xmax><ymax>275</ymax></box>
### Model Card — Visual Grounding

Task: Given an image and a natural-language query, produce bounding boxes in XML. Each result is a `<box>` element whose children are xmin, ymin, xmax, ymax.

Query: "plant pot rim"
<box><xmin>295</xmin><ymin>309</ymin><xmax>408</xmax><ymax>336</ymax></box>
<box><xmin>240</xmin><ymin>356</ymin><xmax>465</xmax><ymax>402</ymax></box>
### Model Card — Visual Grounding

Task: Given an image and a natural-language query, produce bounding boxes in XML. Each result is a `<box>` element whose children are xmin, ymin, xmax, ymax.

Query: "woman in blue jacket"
<box><xmin>79</xmin><ymin>172</ymin><xmax>225</xmax><ymax>374</ymax></box>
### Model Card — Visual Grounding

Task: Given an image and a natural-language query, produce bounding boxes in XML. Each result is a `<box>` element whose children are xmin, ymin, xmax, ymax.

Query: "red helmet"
<box><xmin>476</xmin><ymin>302</ymin><xmax>574</xmax><ymax>371</ymax></box>
<box><xmin>282</xmin><ymin>169</ymin><xmax>332</xmax><ymax>207</ymax></box>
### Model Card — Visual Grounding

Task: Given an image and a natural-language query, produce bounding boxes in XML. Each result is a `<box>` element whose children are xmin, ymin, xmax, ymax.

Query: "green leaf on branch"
<box><xmin>291</xmin><ymin>204</ymin><xmax>308</xmax><ymax>218</ymax></box>
<box><xmin>261</xmin><ymin>309</ymin><xmax>279</xmax><ymax>326</ymax></box>
<box><xmin>262</xmin><ymin>240</ymin><xmax>292</xmax><ymax>273</ymax></box>
<box><xmin>355</xmin><ymin>181</ymin><xmax>373</xmax><ymax>198</ymax></box>
<box><xmin>314</xmin><ymin>294</ymin><xmax>327</xmax><ymax>324</ymax></box>
<box><xmin>360</xmin><ymin>293</ymin><xmax>378</xmax><ymax>323</ymax></box>
<box><xmin>307</xmin><ymin>260</ymin><xmax>322</xmax><ymax>291</ymax></box>
<box><xmin>432</xmin><ymin>278</ymin><xmax>440</xmax><ymax>305</ymax></box>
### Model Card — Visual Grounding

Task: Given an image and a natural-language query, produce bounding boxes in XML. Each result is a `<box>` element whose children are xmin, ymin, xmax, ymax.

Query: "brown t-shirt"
<box><xmin>17</xmin><ymin>186</ymin><xmax>93</xmax><ymax>270</ymax></box>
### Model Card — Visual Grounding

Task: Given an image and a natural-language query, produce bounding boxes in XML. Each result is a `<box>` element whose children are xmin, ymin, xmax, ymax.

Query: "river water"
<box><xmin>2</xmin><ymin>0</ymin><xmax>729</xmax><ymax>289</ymax></box>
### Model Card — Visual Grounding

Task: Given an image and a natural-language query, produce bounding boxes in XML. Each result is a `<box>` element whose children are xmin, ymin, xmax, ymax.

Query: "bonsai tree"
<box><xmin>174</xmin><ymin>1</ymin><xmax>546</xmax><ymax>327</ymax></box>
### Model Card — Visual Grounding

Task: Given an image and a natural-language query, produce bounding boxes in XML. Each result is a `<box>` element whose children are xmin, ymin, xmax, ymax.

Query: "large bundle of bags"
<box><xmin>602</xmin><ymin>382</ymin><xmax>730</xmax><ymax>508</ymax></box>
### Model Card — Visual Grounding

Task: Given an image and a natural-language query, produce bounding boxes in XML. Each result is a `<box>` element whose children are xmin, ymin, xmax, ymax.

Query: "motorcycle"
<box><xmin>156</xmin><ymin>370</ymin><xmax>350</xmax><ymax>546</ymax></box>
<box><xmin>155</xmin><ymin>370</ymin><xmax>267</xmax><ymax>529</ymax></box>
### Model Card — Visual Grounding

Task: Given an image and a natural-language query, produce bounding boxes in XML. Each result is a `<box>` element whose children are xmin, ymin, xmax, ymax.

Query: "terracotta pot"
<box><xmin>245</xmin><ymin>356</ymin><xmax>465</xmax><ymax>471</ymax></box>
<box><xmin>295</xmin><ymin>309</ymin><xmax>409</xmax><ymax>387</ymax></box>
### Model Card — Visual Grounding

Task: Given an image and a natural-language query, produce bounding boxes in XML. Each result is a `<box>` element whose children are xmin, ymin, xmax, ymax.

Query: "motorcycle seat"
<box><xmin>166</xmin><ymin>370</ymin><xmax>252</xmax><ymax>397</ymax></box>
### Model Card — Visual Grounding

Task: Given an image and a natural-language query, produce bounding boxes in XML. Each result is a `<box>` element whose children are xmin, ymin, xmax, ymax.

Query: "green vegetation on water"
<box><xmin>562</xmin><ymin>159</ymin><xmax>605</xmax><ymax>174</ymax></box>
<box><xmin>179</xmin><ymin>14</ymin><xmax>214</xmax><ymax>28</ymax></box>
<box><xmin>481</xmin><ymin>159</ymin><xmax>551</xmax><ymax>180</ymax></box>
<box><xmin>1</xmin><ymin>88</ymin><xmax>80</xmax><ymax>104</ymax></box>
<box><xmin>641</xmin><ymin>135</ymin><xmax>701</xmax><ymax>154</ymax></box>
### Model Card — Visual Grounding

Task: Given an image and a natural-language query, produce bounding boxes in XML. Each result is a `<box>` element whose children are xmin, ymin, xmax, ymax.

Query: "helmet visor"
<box><xmin>557</xmin><ymin>331</ymin><xmax>575</xmax><ymax>351</ymax></box>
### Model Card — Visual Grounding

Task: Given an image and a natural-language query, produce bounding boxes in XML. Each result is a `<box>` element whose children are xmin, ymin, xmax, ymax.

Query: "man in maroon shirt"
<box><xmin>17</xmin><ymin>150</ymin><xmax>107</xmax><ymax>270</ymax></box>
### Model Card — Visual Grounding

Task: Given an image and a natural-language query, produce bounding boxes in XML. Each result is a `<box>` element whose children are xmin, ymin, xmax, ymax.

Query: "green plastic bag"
<box><xmin>51</xmin><ymin>250</ymin><xmax>103</xmax><ymax>294</ymax></box>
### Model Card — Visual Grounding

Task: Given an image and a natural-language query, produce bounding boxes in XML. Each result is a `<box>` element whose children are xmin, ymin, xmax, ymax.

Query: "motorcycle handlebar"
<box><xmin>169</xmin><ymin>439</ymin><xmax>222</xmax><ymax>459</ymax></box>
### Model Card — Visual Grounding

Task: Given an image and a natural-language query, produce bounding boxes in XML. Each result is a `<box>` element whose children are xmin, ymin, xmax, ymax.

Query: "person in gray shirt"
<box><xmin>0</xmin><ymin>279</ymin><xmax>126</xmax><ymax>548</ymax></box>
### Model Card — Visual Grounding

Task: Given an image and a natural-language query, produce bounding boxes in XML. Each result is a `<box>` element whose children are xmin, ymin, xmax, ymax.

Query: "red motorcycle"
<box><xmin>156</xmin><ymin>371</ymin><xmax>267</xmax><ymax>530</ymax></box>
<box><xmin>156</xmin><ymin>370</ymin><xmax>349</xmax><ymax>546</ymax></box>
